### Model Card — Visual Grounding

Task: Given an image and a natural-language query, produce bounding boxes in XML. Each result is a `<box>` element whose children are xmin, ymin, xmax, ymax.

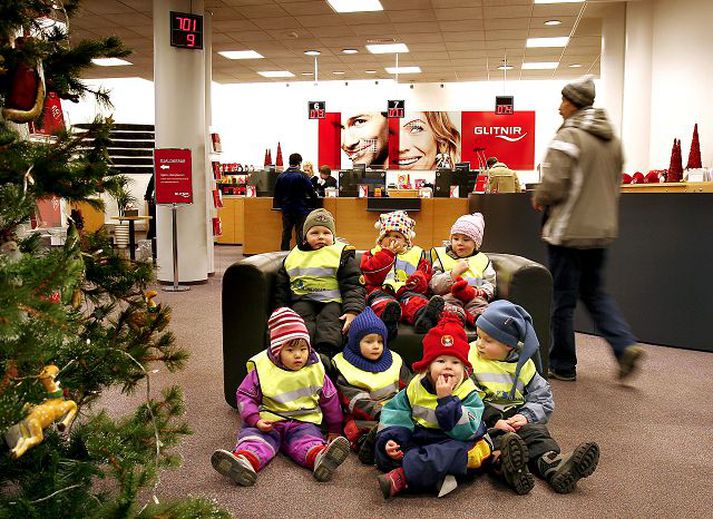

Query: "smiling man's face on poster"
<box><xmin>340</xmin><ymin>111</ymin><xmax>389</xmax><ymax>168</ymax></box>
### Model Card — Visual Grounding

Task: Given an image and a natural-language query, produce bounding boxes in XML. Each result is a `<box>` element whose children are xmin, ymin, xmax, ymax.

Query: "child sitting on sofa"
<box><xmin>331</xmin><ymin>307</ymin><xmax>411</xmax><ymax>465</ymax></box>
<box><xmin>274</xmin><ymin>208</ymin><xmax>365</xmax><ymax>356</ymax></box>
<box><xmin>361</xmin><ymin>210</ymin><xmax>444</xmax><ymax>336</ymax></box>
<box><xmin>430</xmin><ymin>212</ymin><xmax>496</xmax><ymax>327</ymax></box>
<box><xmin>211</xmin><ymin>307</ymin><xmax>350</xmax><ymax>486</ymax></box>
<box><xmin>470</xmin><ymin>300</ymin><xmax>600</xmax><ymax>494</ymax></box>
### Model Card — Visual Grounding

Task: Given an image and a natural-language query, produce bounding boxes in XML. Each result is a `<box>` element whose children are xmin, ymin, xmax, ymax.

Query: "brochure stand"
<box><xmin>163</xmin><ymin>203</ymin><xmax>190</xmax><ymax>293</ymax></box>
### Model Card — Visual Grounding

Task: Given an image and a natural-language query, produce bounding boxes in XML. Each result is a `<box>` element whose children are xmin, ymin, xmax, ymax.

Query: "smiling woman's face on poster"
<box><xmin>397</xmin><ymin>111</ymin><xmax>461</xmax><ymax>170</ymax></box>
<box><xmin>340</xmin><ymin>112</ymin><xmax>389</xmax><ymax>168</ymax></box>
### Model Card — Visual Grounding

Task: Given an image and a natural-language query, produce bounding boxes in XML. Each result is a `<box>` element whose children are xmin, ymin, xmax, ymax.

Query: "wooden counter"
<box><xmin>216</xmin><ymin>196</ymin><xmax>244</xmax><ymax>245</ymax></box>
<box><xmin>621</xmin><ymin>181</ymin><xmax>713</xmax><ymax>193</ymax></box>
<box><xmin>238</xmin><ymin>197</ymin><xmax>468</xmax><ymax>255</ymax></box>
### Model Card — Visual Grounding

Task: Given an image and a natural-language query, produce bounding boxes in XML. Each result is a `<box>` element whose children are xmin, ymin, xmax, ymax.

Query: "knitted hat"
<box><xmin>267</xmin><ymin>307</ymin><xmax>311</xmax><ymax>359</ymax></box>
<box><xmin>375</xmin><ymin>210</ymin><xmax>416</xmax><ymax>248</ymax></box>
<box><xmin>450</xmin><ymin>212</ymin><xmax>485</xmax><ymax>250</ymax></box>
<box><xmin>476</xmin><ymin>300</ymin><xmax>542</xmax><ymax>398</ymax></box>
<box><xmin>344</xmin><ymin>307</ymin><xmax>392</xmax><ymax>373</ymax></box>
<box><xmin>303</xmin><ymin>208</ymin><xmax>335</xmax><ymax>237</ymax></box>
<box><xmin>562</xmin><ymin>76</ymin><xmax>595</xmax><ymax>108</ymax></box>
<box><xmin>412</xmin><ymin>313</ymin><xmax>472</xmax><ymax>374</ymax></box>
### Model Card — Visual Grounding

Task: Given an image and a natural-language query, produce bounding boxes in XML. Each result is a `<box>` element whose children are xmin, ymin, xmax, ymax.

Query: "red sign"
<box><xmin>154</xmin><ymin>148</ymin><xmax>193</xmax><ymax>204</ymax></box>
<box><xmin>461</xmin><ymin>111</ymin><xmax>535</xmax><ymax>170</ymax></box>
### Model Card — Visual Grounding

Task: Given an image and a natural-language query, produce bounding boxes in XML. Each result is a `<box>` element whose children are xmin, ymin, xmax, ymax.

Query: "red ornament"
<box><xmin>621</xmin><ymin>173</ymin><xmax>633</xmax><ymax>184</ymax></box>
<box><xmin>644</xmin><ymin>171</ymin><xmax>660</xmax><ymax>183</ymax></box>
<box><xmin>686</xmin><ymin>123</ymin><xmax>702</xmax><ymax>169</ymax></box>
<box><xmin>275</xmin><ymin>142</ymin><xmax>283</xmax><ymax>168</ymax></box>
<box><xmin>631</xmin><ymin>172</ymin><xmax>645</xmax><ymax>184</ymax></box>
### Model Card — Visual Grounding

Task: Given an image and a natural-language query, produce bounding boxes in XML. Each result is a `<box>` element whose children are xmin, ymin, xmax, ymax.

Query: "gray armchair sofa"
<box><xmin>222</xmin><ymin>251</ymin><xmax>552</xmax><ymax>408</ymax></box>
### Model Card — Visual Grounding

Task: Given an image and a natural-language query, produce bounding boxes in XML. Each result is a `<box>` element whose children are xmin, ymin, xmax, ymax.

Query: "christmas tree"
<box><xmin>666</xmin><ymin>138</ymin><xmax>683</xmax><ymax>182</ymax></box>
<box><xmin>686</xmin><ymin>123</ymin><xmax>702</xmax><ymax>169</ymax></box>
<box><xmin>0</xmin><ymin>2</ymin><xmax>228</xmax><ymax>517</ymax></box>
<box><xmin>275</xmin><ymin>141</ymin><xmax>283</xmax><ymax>168</ymax></box>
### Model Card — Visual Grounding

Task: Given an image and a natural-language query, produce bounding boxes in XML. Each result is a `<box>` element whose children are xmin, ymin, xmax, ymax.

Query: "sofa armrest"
<box><xmin>222</xmin><ymin>251</ymin><xmax>287</xmax><ymax>406</ymax></box>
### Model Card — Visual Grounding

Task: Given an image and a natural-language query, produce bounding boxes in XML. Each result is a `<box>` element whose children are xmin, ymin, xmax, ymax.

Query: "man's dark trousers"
<box><xmin>280</xmin><ymin>211</ymin><xmax>307</xmax><ymax>251</ymax></box>
<box><xmin>547</xmin><ymin>245</ymin><xmax>636</xmax><ymax>377</ymax></box>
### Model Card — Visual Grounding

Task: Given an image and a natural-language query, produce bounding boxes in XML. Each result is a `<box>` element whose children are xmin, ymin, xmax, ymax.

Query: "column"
<box><xmin>204</xmin><ymin>10</ymin><xmax>215</xmax><ymax>275</ymax></box>
<box><xmin>599</xmin><ymin>3</ymin><xmax>626</xmax><ymax>137</ymax></box>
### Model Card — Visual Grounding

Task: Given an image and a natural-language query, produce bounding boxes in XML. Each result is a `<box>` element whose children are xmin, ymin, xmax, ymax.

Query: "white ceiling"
<box><xmin>71</xmin><ymin>0</ymin><xmax>625</xmax><ymax>83</ymax></box>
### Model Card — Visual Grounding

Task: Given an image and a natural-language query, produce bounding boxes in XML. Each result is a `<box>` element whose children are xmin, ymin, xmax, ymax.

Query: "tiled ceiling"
<box><xmin>71</xmin><ymin>0</ymin><xmax>621</xmax><ymax>84</ymax></box>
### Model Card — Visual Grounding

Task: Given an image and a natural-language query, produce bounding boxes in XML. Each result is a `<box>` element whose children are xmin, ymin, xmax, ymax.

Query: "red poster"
<box><xmin>154</xmin><ymin>148</ymin><xmax>193</xmax><ymax>204</ymax></box>
<box><xmin>317</xmin><ymin>113</ymin><xmax>342</xmax><ymax>170</ymax></box>
<box><xmin>461</xmin><ymin>111</ymin><xmax>535</xmax><ymax>170</ymax></box>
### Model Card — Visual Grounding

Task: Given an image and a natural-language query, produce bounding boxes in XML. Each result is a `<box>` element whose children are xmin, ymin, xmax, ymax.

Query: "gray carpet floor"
<box><xmin>107</xmin><ymin>246</ymin><xmax>713</xmax><ymax>519</ymax></box>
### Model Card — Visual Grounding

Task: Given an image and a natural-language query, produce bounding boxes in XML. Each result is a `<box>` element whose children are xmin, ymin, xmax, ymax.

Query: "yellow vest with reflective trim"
<box><xmin>246</xmin><ymin>350</ymin><xmax>325</xmax><ymax>424</ymax></box>
<box><xmin>468</xmin><ymin>351</ymin><xmax>537</xmax><ymax>412</ymax></box>
<box><xmin>371</xmin><ymin>245</ymin><xmax>423</xmax><ymax>293</ymax></box>
<box><xmin>432</xmin><ymin>247</ymin><xmax>489</xmax><ymax>286</ymax></box>
<box><xmin>284</xmin><ymin>242</ymin><xmax>346</xmax><ymax>303</ymax></box>
<box><xmin>406</xmin><ymin>374</ymin><xmax>478</xmax><ymax>429</ymax></box>
<box><xmin>332</xmin><ymin>352</ymin><xmax>403</xmax><ymax>404</ymax></box>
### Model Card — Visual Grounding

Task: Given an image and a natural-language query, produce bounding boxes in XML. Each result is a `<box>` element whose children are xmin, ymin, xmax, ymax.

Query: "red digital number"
<box><xmin>187</xmin><ymin>33</ymin><xmax>195</xmax><ymax>47</ymax></box>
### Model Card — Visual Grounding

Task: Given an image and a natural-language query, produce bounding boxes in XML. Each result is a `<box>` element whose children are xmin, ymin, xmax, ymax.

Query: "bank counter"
<box><xmin>468</xmin><ymin>182</ymin><xmax>713</xmax><ymax>353</ymax></box>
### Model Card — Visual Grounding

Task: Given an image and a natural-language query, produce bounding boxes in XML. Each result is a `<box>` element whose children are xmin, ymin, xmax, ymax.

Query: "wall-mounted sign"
<box><xmin>170</xmin><ymin>11</ymin><xmax>203</xmax><ymax>49</ymax></box>
<box><xmin>495</xmin><ymin>96</ymin><xmax>514</xmax><ymax>115</ymax></box>
<box><xmin>462</xmin><ymin>111</ymin><xmax>535</xmax><ymax>170</ymax></box>
<box><xmin>388</xmin><ymin>100</ymin><xmax>405</xmax><ymax>118</ymax></box>
<box><xmin>309</xmin><ymin>101</ymin><xmax>326</xmax><ymax>119</ymax></box>
<box><xmin>154</xmin><ymin>148</ymin><xmax>193</xmax><ymax>205</ymax></box>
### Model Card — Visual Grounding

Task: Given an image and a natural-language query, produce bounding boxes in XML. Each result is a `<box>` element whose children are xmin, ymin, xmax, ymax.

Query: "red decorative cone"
<box><xmin>267</xmin><ymin>149</ymin><xmax>273</xmax><ymax>165</ymax></box>
<box><xmin>686</xmin><ymin>123</ymin><xmax>702</xmax><ymax>169</ymax></box>
<box><xmin>666</xmin><ymin>138</ymin><xmax>683</xmax><ymax>182</ymax></box>
<box><xmin>275</xmin><ymin>141</ymin><xmax>283</xmax><ymax>167</ymax></box>
<box><xmin>264</xmin><ymin>148</ymin><xmax>270</xmax><ymax>166</ymax></box>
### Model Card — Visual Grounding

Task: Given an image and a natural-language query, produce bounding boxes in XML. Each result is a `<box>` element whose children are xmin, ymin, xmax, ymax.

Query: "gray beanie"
<box><xmin>303</xmin><ymin>208</ymin><xmax>335</xmax><ymax>237</ymax></box>
<box><xmin>562</xmin><ymin>76</ymin><xmax>595</xmax><ymax>108</ymax></box>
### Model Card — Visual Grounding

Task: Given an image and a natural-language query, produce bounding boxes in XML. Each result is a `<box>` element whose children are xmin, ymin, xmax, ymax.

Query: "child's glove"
<box><xmin>451</xmin><ymin>278</ymin><xmax>476</xmax><ymax>303</ymax></box>
<box><xmin>404</xmin><ymin>271</ymin><xmax>429</xmax><ymax>294</ymax></box>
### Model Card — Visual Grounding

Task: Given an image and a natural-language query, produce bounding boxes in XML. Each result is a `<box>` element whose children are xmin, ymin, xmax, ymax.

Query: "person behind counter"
<box><xmin>312</xmin><ymin>165</ymin><xmax>338</xmax><ymax>197</ymax></box>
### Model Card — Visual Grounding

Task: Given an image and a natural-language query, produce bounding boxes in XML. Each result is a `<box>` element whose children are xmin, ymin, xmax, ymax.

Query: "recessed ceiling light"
<box><xmin>544</xmin><ymin>20</ymin><xmax>562</xmax><ymax>26</ymax></box>
<box><xmin>304</xmin><ymin>50</ymin><xmax>321</xmax><ymax>56</ymax></box>
<box><xmin>385</xmin><ymin>66</ymin><xmax>421</xmax><ymax>74</ymax></box>
<box><xmin>366</xmin><ymin>43</ymin><xmax>409</xmax><ymax>54</ymax></box>
<box><xmin>327</xmin><ymin>0</ymin><xmax>383</xmax><ymax>13</ymax></box>
<box><xmin>497</xmin><ymin>65</ymin><xmax>515</xmax><ymax>70</ymax></box>
<box><xmin>341</xmin><ymin>48</ymin><xmax>359</xmax><ymax>54</ymax></box>
<box><xmin>534</xmin><ymin>0</ymin><xmax>582</xmax><ymax>3</ymax></box>
<box><xmin>333</xmin><ymin>70</ymin><xmax>345</xmax><ymax>75</ymax></box>
<box><xmin>522</xmin><ymin>62</ymin><xmax>559</xmax><ymax>70</ymax></box>
<box><xmin>91</xmin><ymin>58</ymin><xmax>132</xmax><ymax>67</ymax></box>
<box><xmin>301</xmin><ymin>71</ymin><xmax>314</xmax><ymax>76</ymax></box>
<box><xmin>526</xmin><ymin>37</ymin><xmax>569</xmax><ymax>48</ymax></box>
<box><xmin>569</xmin><ymin>63</ymin><xmax>583</xmax><ymax>68</ymax></box>
<box><xmin>258</xmin><ymin>70</ymin><xmax>295</xmax><ymax>78</ymax></box>
<box><xmin>365</xmin><ymin>69</ymin><xmax>377</xmax><ymax>74</ymax></box>
<box><xmin>218</xmin><ymin>50</ymin><xmax>264</xmax><ymax>60</ymax></box>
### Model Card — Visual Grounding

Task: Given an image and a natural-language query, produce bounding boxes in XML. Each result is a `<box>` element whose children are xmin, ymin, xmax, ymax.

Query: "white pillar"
<box><xmin>621</xmin><ymin>0</ymin><xmax>653</xmax><ymax>173</ymax></box>
<box><xmin>153</xmin><ymin>0</ymin><xmax>211</xmax><ymax>282</ymax></box>
<box><xmin>599</xmin><ymin>3</ymin><xmax>626</xmax><ymax>137</ymax></box>
<box><xmin>204</xmin><ymin>10</ymin><xmax>215</xmax><ymax>275</ymax></box>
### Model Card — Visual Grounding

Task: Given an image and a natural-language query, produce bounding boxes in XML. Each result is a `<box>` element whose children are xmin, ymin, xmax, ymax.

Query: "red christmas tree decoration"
<box><xmin>263</xmin><ymin>148</ymin><xmax>270</xmax><ymax>166</ymax></box>
<box><xmin>666</xmin><ymin>139</ymin><xmax>683</xmax><ymax>182</ymax></box>
<box><xmin>267</xmin><ymin>148</ymin><xmax>273</xmax><ymax>165</ymax></box>
<box><xmin>275</xmin><ymin>141</ymin><xmax>283</xmax><ymax>168</ymax></box>
<box><xmin>686</xmin><ymin>123</ymin><xmax>702</xmax><ymax>169</ymax></box>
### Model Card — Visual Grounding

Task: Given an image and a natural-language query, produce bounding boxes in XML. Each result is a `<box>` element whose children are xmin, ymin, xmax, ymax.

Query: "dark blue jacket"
<box><xmin>273</xmin><ymin>167</ymin><xmax>318</xmax><ymax>216</ymax></box>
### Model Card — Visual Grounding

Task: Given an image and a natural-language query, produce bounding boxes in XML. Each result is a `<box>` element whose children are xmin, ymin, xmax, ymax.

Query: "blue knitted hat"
<box><xmin>476</xmin><ymin>300</ymin><xmax>542</xmax><ymax>398</ymax></box>
<box><xmin>344</xmin><ymin>307</ymin><xmax>392</xmax><ymax>373</ymax></box>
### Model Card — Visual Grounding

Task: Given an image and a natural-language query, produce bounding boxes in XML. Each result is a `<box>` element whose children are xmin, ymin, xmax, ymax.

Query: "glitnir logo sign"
<box><xmin>461</xmin><ymin>111</ymin><xmax>536</xmax><ymax>170</ymax></box>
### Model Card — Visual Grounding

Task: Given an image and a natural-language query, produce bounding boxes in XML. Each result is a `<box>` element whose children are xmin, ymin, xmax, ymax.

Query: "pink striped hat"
<box><xmin>268</xmin><ymin>307</ymin><xmax>311</xmax><ymax>357</ymax></box>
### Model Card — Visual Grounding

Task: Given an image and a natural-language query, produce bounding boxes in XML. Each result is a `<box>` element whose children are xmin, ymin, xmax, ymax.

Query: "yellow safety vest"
<box><xmin>371</xmin><ymin>245</ymin><xmax>423</xmax><ymax>293</ymax></box>
<box><xmin>468</xmin><ymin>351</ymin><xmax>537</xmax><ymax>413</ymax></box>
<box><xmin>284</xmin><ymin>242</ymin><xmax>346</xmax><ymax>303</ymax></box>
<box><xmin>246</xmin><ymin>350</ymin><xmax>325</xmax><ymax>424</ymax></box>
<box><xmin>332</xmin><ymin>352</ymin><xmax>403</xmax><ymax>408</ymax></box>
<box><xmin>405</xmin><ymin>374</ymin><xmax>478</xmax><ymax>429</ymax></box>
<box><xmin>432</xmin><ymin>247</ymin><xmax>489</xmax><ymax>287</ymax></box>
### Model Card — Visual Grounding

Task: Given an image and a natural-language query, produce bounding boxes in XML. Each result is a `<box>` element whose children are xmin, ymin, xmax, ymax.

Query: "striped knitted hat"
<box><xmin>268</xmin><ymin>307</ymin><xmax>311</xmax><ymax>358</ymax></box>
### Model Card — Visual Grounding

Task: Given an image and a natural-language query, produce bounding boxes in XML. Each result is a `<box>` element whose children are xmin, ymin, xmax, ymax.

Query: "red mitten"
<box><xmin>404</xmin><ymin>271</ymin><xmax>429</xmax><ymax>294</ymax></box>
<box><xmin>451</xmin><ymin>277</ymin><xmax>475</xmax><ymax>303</ymax></box>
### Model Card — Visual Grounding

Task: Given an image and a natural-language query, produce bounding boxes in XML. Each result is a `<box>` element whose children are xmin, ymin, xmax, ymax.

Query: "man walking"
<box><xmin>532</xmin><ymin>76</ymin><xmax>643</xmax><ymax>382</ymax></box>
<box><xmin>274</xmin><ymin>153</ymin><xmax>318</xmax><ymax>250</ymax></box>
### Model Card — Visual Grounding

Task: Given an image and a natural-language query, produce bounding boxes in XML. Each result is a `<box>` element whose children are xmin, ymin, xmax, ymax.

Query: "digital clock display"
<box><xmin>170</xmin><ymin>11</ymin><xmax>203</xmax><ymax>50</ymax></box>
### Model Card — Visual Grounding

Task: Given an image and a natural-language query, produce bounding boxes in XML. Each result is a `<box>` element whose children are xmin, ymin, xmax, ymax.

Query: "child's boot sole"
<box><xmin>500</xmin><ymin>433</ymin><xmax>534</xmax><ymax>495</ymax></box>
<box><xmin>211</xmin><ymin>449</ymin><xmax>257</xmax><ymax>487</ymax></box>
<box><xmin>550</xmin><ymin>442</ymin><xmax>600</xmax><ymax>494</ymax></box>
<box><xmin>314</xmin><ymin>437</ymin><xmax>350</xmax><ymax>482</ymax></box>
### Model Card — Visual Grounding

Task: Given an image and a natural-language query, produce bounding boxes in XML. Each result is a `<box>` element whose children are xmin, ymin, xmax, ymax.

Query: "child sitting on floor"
<box><xmin>374</xmin><ymin>313</ymin><xmax>504</xmax><ymax>499</ymax></box>
<box><xmin>361</xmin><ymin>210</ymin><xmax>444</xmax><ymax>336</ymax></box>
<box><xmin>430</xmin><ymin>212</ymin><xmax>496</xmax><ymax>327</ymax></box>
<box><xmin>211</xmin><ymin>307</ymin><xmax>350</xmax><ymax>486</ymax></box>
<box><xmin>274</xmin><ymin>208</ymin><xmax>365</xmax><ymax>356</ymax></box>
<box><xmin>331</xmin><ymin>307</ymin><xmax>411</xmax><ymax>465</ymax></box>
<box><xmin>471</xmin><ymin>300</ymin><xmax>600</xmax><ymax>494</ymax></box>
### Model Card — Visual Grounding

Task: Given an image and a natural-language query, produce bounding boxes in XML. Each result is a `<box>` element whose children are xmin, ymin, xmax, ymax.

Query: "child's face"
<box><xmin>475</xmin><ymin>327</ymin><xmax>512</xmax><ymax>361</ymax></box>
<box><xmin>428</xmin><ymin>354</ymin><xmax>465</xmax><ymax>386</ymax></box>
<box><xmin>279</xmin><ymin>339</ymin><xmax>310</xmax><ymax>370</ymax></box>
<box><xmin>305</xmin><ymin>226</ymin><xmax>334</xmax><ymax>249</ymax></box>
<box><xmin>359</xmin><ymin>333</ymin><xmax>384</xmax><ymax>361</ymax></box>
<box><xmin>380</xmin><ymin>231</ymin><xmax>407</xmax><ymax>249</ymax></box>
<box><xmin>451</xmin><ymin>233</ymin><xmax>476</xmax><ymax>258</ymax></box>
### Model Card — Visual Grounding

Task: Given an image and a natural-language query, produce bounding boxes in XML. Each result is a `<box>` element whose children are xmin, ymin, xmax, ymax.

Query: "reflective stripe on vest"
<box><xmin>432</xmin><ymin>247</ymin><xmax>489</xmax><ymax>287</ymax></box>
<box><xmin>371</xmin><ymin>245</ymin><xmax>423</xmax><ymax>293</ymax></box>
<box><xmin>468</xmin><ymin>352</ymin><xmax>537</xmax><ymax>412</ymax></box>
<box><xmin>405</xmin><ymin>374</ymin><xmax>478</xmax><ymax>429</ymax></box>
<box><xmin>332</xmin><ymin>352</ymin><xmax>403</xmax><ymax>408</ymax></box>
<box><xmin>246</xmin><ymin>350</ymin><xmax>325</xmax><ymax>424</ymax></box>
<box><xmin>284</xmin><ymin>242</ymin><xmax>346</xmax><ymax>303</ymax></box>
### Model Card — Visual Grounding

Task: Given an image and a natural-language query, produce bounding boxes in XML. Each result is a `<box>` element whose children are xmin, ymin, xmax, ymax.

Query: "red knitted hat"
<box><xmin>268</xmin><ymin>307</ymin><xmax>311</xmax><ymax>358</ymax></box>
<box><xmin>412</xmin><ymin>313</ymin><xmax>472</xmax><ymax>374</ymax></box>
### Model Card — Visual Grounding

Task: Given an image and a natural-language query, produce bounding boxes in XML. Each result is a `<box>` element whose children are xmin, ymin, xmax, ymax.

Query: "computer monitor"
<box><xmin>249</xmin><ymin>169</ymin><xmax>280</xmax><ymax>197</ymax></box>
<box><xmin>434</xmin><ymin>168</ymin><xmax>480</xmax><ymax>198</ymax></box>
<box><xmin>361</xmin><ymin>170</ymin><xmax>386</xmax><ymax>195</ymax></box>
<box><xmin>338</xmin><ymin>170</ymin><xmax>360</xmax><ymax>197</ymax></box>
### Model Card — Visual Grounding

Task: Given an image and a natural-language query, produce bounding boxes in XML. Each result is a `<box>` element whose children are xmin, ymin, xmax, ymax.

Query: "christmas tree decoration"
<box><xmin>263</xmin><ymin>148</ymin><xmax>270</xmax><ymax>166</ymax></box>
<box><xmin>275</xmin><ymin>141</ymin><xmax>284</xmax><ymax>168</ymax></box>
<box><xmin>644</xmin><ymin>171</ymin><xmax>660</xmax><ymax>183</ymax></box>
<box><xmin>631</xmin><ymin>171</ymin><xmax>645</xmax><ymax>184</ymax></box>
<box><xmin>1</xmin><ymin>37</ymin><xmax>46</xmax><ymax>123</ymax></box>
<box><xmin>686</xmin><ymin>123</ymin><xmax>702</xmax><ymax>169</ymax></box>
<box><xmin>666</xmin><ymin>138</ymin><xmax>683</xmax><ymax>182</ymax></box>
<box><xmin>621</xmin><ymin>173</ymin><xmax>633</xmax><ymax>184</ymax></box>
<box><xmin>267</xmin><ymin>148</ymin><xmax>273</xmax><ymax>165</ymax></box>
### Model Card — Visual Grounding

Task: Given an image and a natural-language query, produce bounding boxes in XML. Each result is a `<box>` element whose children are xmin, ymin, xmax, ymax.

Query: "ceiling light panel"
<box><xmin>218</xmin><ymin>50</ymin><xmax>264</xmax><ymax>60</ymax></box>
<box><xmin>91</xmin><ymin>58</ymin><xmax>132</xmax><ymax>66</ymax></box>
<box><xmin>257</xmin><ymin>70</ymin><xmax>295</xmax><ymax>78</ymax></box>
<box><xmin>527</xmin><ymin>37</ymin><xmax>569</xmax><ymax>48</ymax></box>
<box><xmin>366</xmin><ymin>43</ymin><xmax>409</xmax><ymax>54</ymax></box>
<box><xmin>534</xmin><ymin>0</ymin><xmax>583</xmax><ymax>4</ymax></box>
<box><xmin>522</xmin><ymin>62</ymin><xmax>559</xmax><ymax>70</ymax></box>
<box><xmin>385</xmin><ymin>66</ymin><xmax>421</xmax><ymax>74</ymax></box>
<box><xmin>327</xmin><ymin>0</ymin><xmax>383</xmax><ymax>13</ymax></box>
